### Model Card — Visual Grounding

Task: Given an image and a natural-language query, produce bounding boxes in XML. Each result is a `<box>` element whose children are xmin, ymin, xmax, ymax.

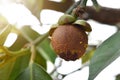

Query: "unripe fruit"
<box><xmin>51</xmin><ymin>25</ymin><xmax>88</xmax><ymax>61</ymax></box>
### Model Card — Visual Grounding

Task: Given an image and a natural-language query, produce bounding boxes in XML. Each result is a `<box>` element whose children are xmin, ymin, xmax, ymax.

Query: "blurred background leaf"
<box><xmin>15</xmin><ymin>0</ymin><xmax>74</xmax><ymax>19</ymax></box>
<box><xmin>0</xmin><ymin>25</ymin><xmax>12</xmax><ymax>45</ymax></box>
<box><xmin>0</xmin><ymin>15</ymin><xmax>8</xmax><ymax>29</ymax></box>
<box><xmin>0</xmin><ymin>47</ymin><xmax>30</xmax><ymax>80</ymax></box>
<box><xmin>9</xmin><ymin>49</ymin><xmax>31</xmax><ymax>80</ymax></box>
<box><xmin>9</xmin><ymin>33</ymin><xmax>28</xmax><ymax>51</ymax></box>
<box><xmin>20</xmin><ymin>26</ymin><xmax>40</xmax><ymax>42</ymax></box>
<box><xmin>116</xmin><ymin>74</ymin><xmax>120</xmax><ymax>80</ymax></box>
<box><xmin>36</xmin><ymin>38</ymin><xmax>56</xmax><ymax>63</ymax></box>
<box><xmin>81</xmin><ymin>46</ymin><xmax>96</xmax><ymax>64</ymax></box>
<box><xmin>34</xmin><ymin>50</ymin><xmax>47</xmax><ymax>69</ymax></box>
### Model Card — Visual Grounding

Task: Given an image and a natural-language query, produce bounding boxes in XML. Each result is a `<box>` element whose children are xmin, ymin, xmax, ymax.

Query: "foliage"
<box><xmin>0</xmin><ymin>23</ymin><xmax>56</xmax><ymax>80</ymax></box>
<box><xmin>0</xmin><ymin>0</ymin><xmax>120</xmax><ymax>80</ymax></box>
<box><xmin>88</xmin><ymin>31</ymin><xmax>120</xmax><ymax>80</ymax></box>
<box><xmin>16</xmin><ymin>63</ymin><xmax>52</xmax><ymax>80</ymax></box>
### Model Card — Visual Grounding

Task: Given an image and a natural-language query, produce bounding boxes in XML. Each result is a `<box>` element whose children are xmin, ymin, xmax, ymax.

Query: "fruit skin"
<box><xmin>51</xmin><ymin>25</ymin><xmax>88</xmax><ymax>61</ymax></box>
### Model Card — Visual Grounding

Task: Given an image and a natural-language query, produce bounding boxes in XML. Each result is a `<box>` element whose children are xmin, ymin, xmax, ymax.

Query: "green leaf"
<box><xmin>81</xmin><ymin>47</ymin><xmax>95</xmax><ymax>64</ymax></box>
<box><xmin>116</xmin><ymin>74</ymin><xmax>120</xmax><ymax>80</ymax></box>
<box><xmin>21</xmin><ymin>26</ymin><xmax>56</xmax><ymax>63</ymax></box>
<box><xmin>0</xmin><ymin>46</ymin><xmax>30</xmax><ymax>80</ymax></box>
<box><xmin>34</xmin><ymin>50</ymin><xmax>47</xmax><ymax>69</ymax></box>
<box><xmin>0</xmin><ymin>59</ymin><xmax>15</xmax><ymax>80</ymax></box>
<box><xmin>21</xmin><ymin>26</ymin><xmax>40</xmax><ymax>41</ymax></box>
<box><xmin>16</xmin><ymin>63</ymin><xmax>52</xmax><ymax>80</ymax></box>
<box><xmin>37</xmin><ymin>38</ymin><xmax>56</xmax><ymax>63</ymax></box>
<box><xmin>9</xmin><ymin>49</ymin><xmax>31</xmax><ymax>80</ymax></box>
<box><xmin>0</xmin><ymin>25</ymin><xmax>12</xmax><ymax>45</ymax></box>
<box><xmin>9</xmin><ymin>33</ymin><xmax>28</xmax><ymax>51</ymax></box>
<box><xmin>0</xmin><ymin>15</ymin><xmax>8</xmax><ymax>28</ymax></box>
<box><xmin>10</xmin><ymin>26</ymin><xmax>39</xmax><ymax>51</ymax></box>
<box><xmin>88</xmin><ymin>31</ymin><xmax>120</xmax><ymax>80</ymax></box>
<box><xmin>21</xmin><ymin>0</ymin><xmax>44</xmax><ymax>18</ymax></box>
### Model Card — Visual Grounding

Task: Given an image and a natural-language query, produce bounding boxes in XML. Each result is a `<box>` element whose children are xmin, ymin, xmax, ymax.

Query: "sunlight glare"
<box><xmin>0</xmin><ymin>3</ymin><xmax>40</xmax><ymax>28</ymax></box>
<box><xmin>47</xmin><ymin>61</ymin><xmax>55</xmax><ymax>73</ymax></box>
<box><xmin>4</xmin><ymin>33</ymin><xmax>17</xmax><ymax>47</ymax></box>
<box><xmin>40</xmin><ymin>9</ymin><xmax>63</xmax><ymax>24</ymax></box>
<box><xmin>49</xmin><ymin>0</ymin><xmax>61</xmax><ymax>2</ymax></box>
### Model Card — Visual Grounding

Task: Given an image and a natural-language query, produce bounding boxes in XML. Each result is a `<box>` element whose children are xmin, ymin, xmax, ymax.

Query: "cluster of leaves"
<box><xmin>0</xmin><ymin>23</ymin><xmax>56</xmax><ymax>80</ymax></box>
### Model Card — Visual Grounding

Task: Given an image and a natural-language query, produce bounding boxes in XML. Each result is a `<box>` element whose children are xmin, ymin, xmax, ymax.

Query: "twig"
<box><xmin>80</xmin><ymin>0</ymin><xmax>88</xmax><ymax>7</ymax></box>
<box><xmin>50</xmin><ymin>58</ymin><xmax>63</xmax><ymax>75</ymax></box>
<box><xmin>62</xmin><ymin>62</ymin><xmax>89</xmax><ymax>79</ymax></box>
<box><xmin>85</xmin><ymin>6</ymin><xmax>120</xmax><ymax>25</ymax></box>
<box><xmin>19</xmin><ymin>29</ymin><xmax>33</xmax><ymax>43</ymax></box>
<box><xmin>91</xmin><ymin>0</ymin><xmax>99</xmax><ymax>7</ymax></box>
<box><xmin>32</xmin><ymin>32</ymin><xmax>49</xmax><ymax>46</ymax></box>
<box><xmin>29</xmin><ymin>45</ymin><xmax>36</xmax><ymax>65</ymax></box>
<box><xmin>65</xmin><ymin>0</ymin><xmax>81</xmax><ymax>14</ymax></box>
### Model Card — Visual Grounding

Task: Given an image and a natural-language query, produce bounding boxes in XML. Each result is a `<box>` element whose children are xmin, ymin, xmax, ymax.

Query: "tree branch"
<box><xmin>43</xmin><ymin>1</ymin><xmax>120</xmax><ymax>26</ymax></box>
<box><xmin>42</xmin><ymin>0</ymin><xmax>75</xmax><ymax>12</ymax></box>
<box><xmin>80</xmin><ymin>6</ymin><xmax>120</xmax><ymax>25</ymax></box>
<box><xmin>21</xmin><ymin>0</ymin><xmax>120</xmax><ymax>26</ymax></box>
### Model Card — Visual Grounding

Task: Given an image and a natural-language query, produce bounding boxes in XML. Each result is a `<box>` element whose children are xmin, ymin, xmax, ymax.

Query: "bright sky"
<box><xmin>0</xmin><ymin>0</ymin><xmax>120</xmax><ymax>80</ymax></box>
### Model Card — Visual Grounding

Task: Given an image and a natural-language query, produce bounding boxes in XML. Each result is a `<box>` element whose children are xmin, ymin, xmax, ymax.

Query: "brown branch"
<box><xmin>21</xmin><ymin>0</ymin><xmax>120</xmax><ymax>26</ymax></box>
<box><xmin>42</xmin><ymin>0</ymin><xmax>75</xmax><ymax>12</ymax></box>
<box><xmin>19</xmin><ymin>0</ymin><xmax>75</xmax><ymax>19</ymax></box>
<box><xmin>42</xmin><ymin>0</ymin><xmax>120</xmax><ymax>26</ymax></box>
<box><xmin>79</xmin><ymin>6</ymin><xmax>120</xmax><ymax>25</ymax></box>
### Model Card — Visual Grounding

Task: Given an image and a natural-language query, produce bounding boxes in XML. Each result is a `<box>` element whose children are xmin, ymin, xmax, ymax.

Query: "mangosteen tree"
<box><xmin>0</xmin><ymin>0</ymin><xmax>120</xmax><ymax>80</ymax></box>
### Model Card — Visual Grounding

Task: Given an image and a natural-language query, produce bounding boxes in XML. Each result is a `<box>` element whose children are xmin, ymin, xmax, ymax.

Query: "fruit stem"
<box><xmin>65</xmin><ymin>0</ymin><xmax>81</xmax><ymax>14</ymax></box>
<box><xmin>20</xmin><ymin>28</ymin><xmax>49</xmax><ymax>64</ymax></box>
<box><xmin>66</xmin><ymin>0</ymin><xmax>88</xmax><ymax>18</ymax></box>
<box><xmin>32</xmin><ymin>32</ymin><xmax>49</xmax><ymax>46</ymax></box>
<box><xmin>91</xmin><ymin>0</ymin><xmax>100</xmax><ymax>11</ymax></box>
<box><xmin>29</xmin><ymin>44</ymin><xmax>36</xmax><ymax>65</ymax></box>
<box><xmin>20</xmin><ymin>29</ymin><xmax>33</xmax><ymax>43</ymax></box>
<box><xmin>80</xmin><ymin>0</ymin><xmax>88</xmax><ymax>7</ymax></box>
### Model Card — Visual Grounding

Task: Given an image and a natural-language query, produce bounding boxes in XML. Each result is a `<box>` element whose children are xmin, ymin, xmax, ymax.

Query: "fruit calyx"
<box><xmin>58</xmin><ymin>14</ymin><xmax>76</xmax><ymax>25</ymax></box>
<box><xmin>73</xmin><ymin>20</ymin><xmax>92</xmax><ymax>32</ymax></box>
